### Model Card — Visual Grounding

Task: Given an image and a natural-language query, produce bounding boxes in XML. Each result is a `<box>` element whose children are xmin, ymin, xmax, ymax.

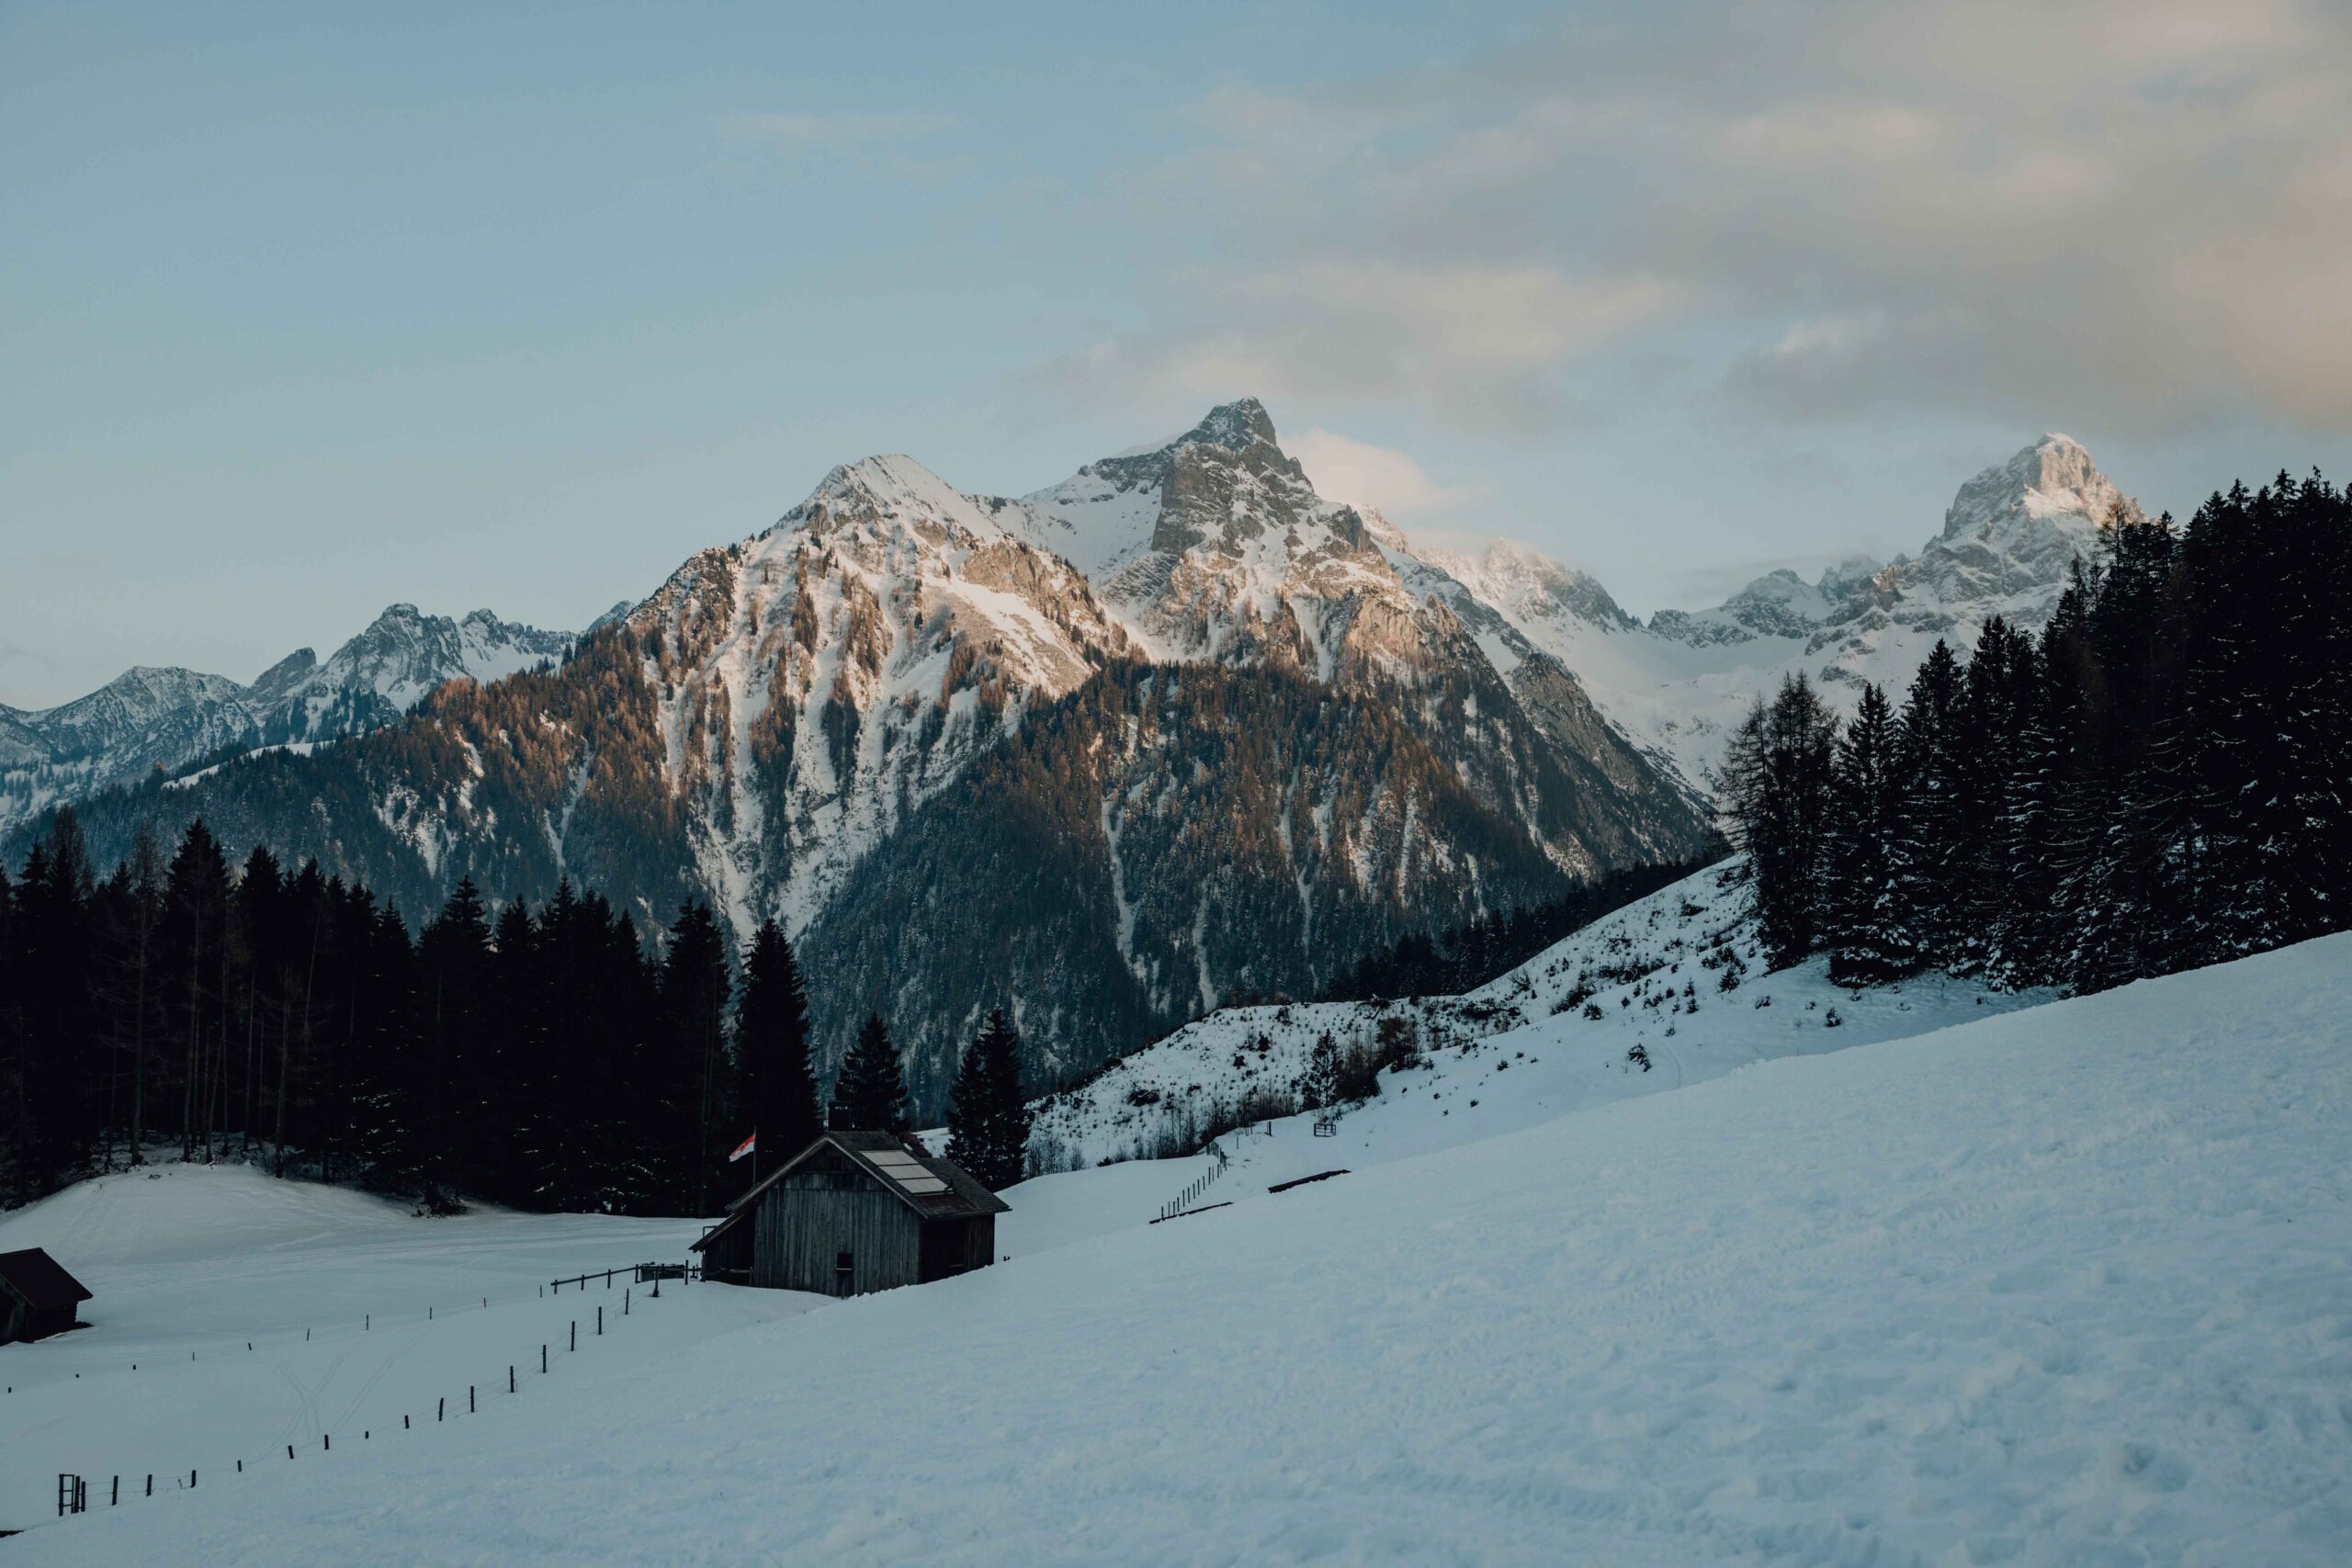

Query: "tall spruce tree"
<box><xmin>658</xmin><ymin>897</ymin><xmax>733</xmax><ymax>1215</ymax></box>
<box><xmin>1952</xmin><ymin>618</ymin><xmax>2037</xmax><ymax>974</ymax></box>
<box><xmin>413</xmin><ymin>877</ymin><xmax>493</xmax><ymax>1212</ymax></box>
<box><xmin>734</xmin><ymin>919</ymin><xmax>821</xmax><ymax>1172</ymax></box>
<box><xmin>160</xmin><ymin>819</ymin><xmax>231</xmax><ymax>1164</ymax></box>
<box><xmin>830</xmin><ymin>1013</ymin><xmax>911</xmax><ymax>1135</ymax></box>
<box><xmin>1893</xmin><ymin>640</ymin><xmax>1969</xmax><ymax>962</ymax></box>
<box><xmin>1821</xmin><ymin>683</ymin><xmax>1913</xmax><ymax>986</ymax></box>
<box><xmin>1718</xmin><ymin>674</ymin><xmax>1839</xmax><ymax>968</ymax></box>
<box><xmin>945</xmin><ymin>1008</ymin><xmax>1031</xmax><ymax>1190</ymax></box>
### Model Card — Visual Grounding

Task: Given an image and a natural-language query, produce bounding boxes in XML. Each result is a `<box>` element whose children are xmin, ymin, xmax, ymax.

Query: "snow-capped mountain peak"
<box><xmin>1940</xmin><ymin>433</ymin><xmax>2129</xmax><ymax>543</ymax></box>
<box><xmin>0</xmin><ymin>604</ymin><xmax>581</xmax><ymax>832</ymax></box>
<box><xmin>783</xmin><ymin>454</ymin><xmax>1018</xmax><ymax>551</ymax></box>
<box><xmin>1414</xmin><ymin>432</ymin><xmax>2143</xmax><ymax>794</ymax></box>
<box><xmin>1011</xmin><ymin>398</ymin><xmax>1295</xmax><ymax>581</ymax></box>
<box><xmin>1009</xmin><ymin>399</ymin><xmax>1430</xmax><ymax>674</ymax></box>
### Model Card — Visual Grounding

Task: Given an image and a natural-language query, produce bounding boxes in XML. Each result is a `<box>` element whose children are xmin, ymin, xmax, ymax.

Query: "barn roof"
<box><xmin>0</xmin><ymin>1247</ymin><xmax>93</xmax><ymax>1309</ymax></box>
<box><xmin>690</xmin><ymin>1132</ymin><xmax>1009</xmax><ymax>1256</ymax></box>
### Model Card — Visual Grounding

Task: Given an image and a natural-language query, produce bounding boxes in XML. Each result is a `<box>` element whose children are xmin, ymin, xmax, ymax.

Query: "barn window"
<box><xmin>834</xmin><ymin>1250</ymin><xmax>854</xmax><ymax>1290</ymax></box>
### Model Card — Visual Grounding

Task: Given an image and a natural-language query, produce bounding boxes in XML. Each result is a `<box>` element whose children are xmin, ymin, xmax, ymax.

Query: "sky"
<box><xmin>5</xmin><ymin>0</ymin><xmax>2347</xmax><ymax>706</ymax></box>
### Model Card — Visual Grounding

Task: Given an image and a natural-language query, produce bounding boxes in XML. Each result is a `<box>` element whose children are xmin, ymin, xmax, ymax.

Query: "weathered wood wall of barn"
<box><xmin>752</xmin><ymin>1172</ymin><xmax>921</xmax><ymax>1294</ymax></box>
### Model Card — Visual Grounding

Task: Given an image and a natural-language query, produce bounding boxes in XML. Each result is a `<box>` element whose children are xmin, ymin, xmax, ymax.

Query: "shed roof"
<box><xmin>691</xmin><ymin>1132</ymin><xmax>1009</xmax><ymax>1255</ymax></box>
<box><xmin>0</xmin><ymin>1247</ymin><xmax>93</xmax><ymax>1309</ymax></box>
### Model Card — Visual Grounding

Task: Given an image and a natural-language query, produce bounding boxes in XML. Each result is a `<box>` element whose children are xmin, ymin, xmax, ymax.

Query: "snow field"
<box><xmin>0</xmin><ymin>1166</ymin><xmax>808</xmax><ymax>1530</ymax></box>
<box><xmin>6</xmin><ymin>932</ymin><xmax>2349</xmax><ymax>1563</ymax></box>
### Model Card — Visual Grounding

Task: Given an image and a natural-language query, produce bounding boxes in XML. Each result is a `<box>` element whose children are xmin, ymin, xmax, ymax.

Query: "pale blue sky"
<box><xmin>6</xmin><ymin>1</ymin><xmax>2346</xmax><ymax>705</ymax></box>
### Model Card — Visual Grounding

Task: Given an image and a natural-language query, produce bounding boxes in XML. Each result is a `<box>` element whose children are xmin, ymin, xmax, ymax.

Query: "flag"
<box><xmin>729</xmin><ymin>1132</ymin><xmax>756</xmax><ymax>1163</ymax></box>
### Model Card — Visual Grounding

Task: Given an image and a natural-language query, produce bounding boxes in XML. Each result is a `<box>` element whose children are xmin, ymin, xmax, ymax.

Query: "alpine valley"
<box><xmin>7</xmin><ymin>403</ymin><xmax>2139</xmax><ymax>1106</ymax></box>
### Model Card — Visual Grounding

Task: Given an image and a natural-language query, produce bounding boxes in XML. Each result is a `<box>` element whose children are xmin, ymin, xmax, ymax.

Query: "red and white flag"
<box><xmin>729</xmin><ymin>1132</ymin><xmax>756</xmax><ymax>1163</ymax></box>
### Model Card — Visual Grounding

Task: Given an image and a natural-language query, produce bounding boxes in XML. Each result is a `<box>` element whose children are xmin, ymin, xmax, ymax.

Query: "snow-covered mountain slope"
<box><xmin>632</xmin><ymin>449</ymin><xmax>1135</xmax><ymax>932</ymax></box>
<box><xmin>41</xmin><ymin>402</ymin><xmax>1713</xmax><ymax>1105</ymax></box>
<box><xmin>1430</xmin><ymin>434</ymin><xmax>2139</xmax><ymax>790</ymax></box>
<box><xmin>1028</xmin><ymin>857</ymin><xmax>2053</xmax><ymax>1170</ymax></box>
<box><xmin>10</xmin><ymin>931</ymin><xmax>2348</xmax><ymax>1564</ymax></box>
<box><xmin>0</xmin><ymin>604</ymin><xmax>578</xmax><ymax>832</ymax></box>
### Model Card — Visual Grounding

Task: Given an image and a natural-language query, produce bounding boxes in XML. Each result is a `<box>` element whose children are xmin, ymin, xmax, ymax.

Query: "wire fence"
<box><xmin>1153</xmin><ymin>1136</ymin><xmax>1237</xmax><ymax>1223</ymax></box>
<box><xmin>37</xmin><ymin>1260</ymin><xmax>695</xmax><ymax>1526</ymax></box>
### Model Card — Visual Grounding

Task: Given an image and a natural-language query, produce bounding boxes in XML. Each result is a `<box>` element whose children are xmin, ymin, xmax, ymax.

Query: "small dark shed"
<box><xmin>0</xmin><ymin>1248</ymin><xmax>92</xmax><ymax>1345</ymax></box>
<box><xmin>692</xmin><ymin>1132</ymin><xmax>1009</xmax><ymax>1297</ymax></box>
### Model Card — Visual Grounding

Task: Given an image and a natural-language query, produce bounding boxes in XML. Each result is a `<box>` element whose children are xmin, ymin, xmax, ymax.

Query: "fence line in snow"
<box><xmin>40</xmin><ymin>1263</ymin><xmax>697</xmax><ymax>1527</ymax></box>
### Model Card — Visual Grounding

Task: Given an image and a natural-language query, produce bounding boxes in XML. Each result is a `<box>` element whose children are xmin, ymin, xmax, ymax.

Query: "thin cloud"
<box><xmin>722</xmin><ymin>110</ymin><xmax>954</xmax><ymax>148</ymax></box>
<box><xmin>1042</xmin><ymin>261</ymin><xmax>1677</xmax><ymax>434</ymax></box>
<box><xmin>1288</xmin><ymin>428</ymin><xmax>1488</xmax><ymax>519</ymax></box>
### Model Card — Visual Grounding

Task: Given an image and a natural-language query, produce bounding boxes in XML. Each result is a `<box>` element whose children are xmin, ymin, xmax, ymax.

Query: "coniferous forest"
<box><xmin>1721</xmin><ymin>473</ymin><xmax>2350</xmax><ymax>993</ymax></box>
<box><xmin>0</xmin><ymin>817</ymin><xmax>1035</xmax><ymax>1214</ymax></box>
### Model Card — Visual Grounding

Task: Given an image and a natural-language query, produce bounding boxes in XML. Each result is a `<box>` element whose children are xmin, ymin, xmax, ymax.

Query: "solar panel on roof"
<box><xmin>861</xmin><ymin>1150</ymin><xmax>951</xmax><ymax>1194</ymax></box>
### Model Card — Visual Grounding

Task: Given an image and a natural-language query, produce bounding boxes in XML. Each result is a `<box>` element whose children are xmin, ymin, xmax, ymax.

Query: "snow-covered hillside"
<box><xmin>7</xmin><ymin>933</ymin><xmax>2348</xmax><ymax>1563</ymax></box>
<box><xmin>1029</xmin><ymin>858</ymin><xmax>2052</xmax><ymax>1174</ymax></box>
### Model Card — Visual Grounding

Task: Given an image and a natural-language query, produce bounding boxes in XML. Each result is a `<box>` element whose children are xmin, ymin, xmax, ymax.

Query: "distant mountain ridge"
<box><xmin>0</xmin><ymin>604</ymin><xmax>588</xmax><ymax>831</ymax></box>
<box><xmin>1417</xmin><ymin>434</ymin><xmax>2140</xmax><ymax>789</ymax></box>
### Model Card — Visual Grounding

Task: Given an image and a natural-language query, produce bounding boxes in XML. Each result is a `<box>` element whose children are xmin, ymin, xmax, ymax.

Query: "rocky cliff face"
<box><xmin>26</xmin><ymin>400</ymin><xmax>1715</xmax><ymax>1110</ymax></box>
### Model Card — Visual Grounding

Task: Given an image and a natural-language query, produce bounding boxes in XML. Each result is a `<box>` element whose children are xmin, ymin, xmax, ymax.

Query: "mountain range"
<box><xmin>0</xmin><ymin>604</ymin><xmax>612</xmax><ymax>832</ymax></box>
<box><xmin>1425</xmin><ymin>432</ymin><xmax>2139</xmax><ymax>787</ymax></box>
<box><xmin>6</xmin><ymin>405</ymin><xmax>2133</xmax><ymax>1107</ymax></box>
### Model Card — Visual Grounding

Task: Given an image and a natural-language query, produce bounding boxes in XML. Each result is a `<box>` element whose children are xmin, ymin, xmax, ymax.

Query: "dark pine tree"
<box><xmin>830</xmin><ymin>1012</ymin><xmax>911</xmax><ymax>1136</ymax></box>
<box><xmin>1821</xmin><ymin>682</ymin><xmax>1913</xmax><ymax>986</ymax></box>
<box><xmin>1892</xmin><ymin>640</ymin><xmax>1970</xmax><ymax>963</ymax></box>
<box><xmin>478</xmin><ymin>896</ymin><xmax>539</xmax><ymax>1206</ymax></box>
<box><xmin>733</xmin><ymin>919</ymin><xmax>821</xmax><ymax>1177</ymax></box>
<box><xmin>159</xmin><ymin>818</ymin><xmax>231</xmax><ymax>1165</ymax></box>
<box><xmin>1718</xmin><ymin>673</ymin><xmax>1838</xmax><ymax>969</ymax></box>
<box><xmin>945</xmin><ymin>1007</ymin><xmax>1031</xmax><ymax>1190</ymax></box>
<box><xmin>413</xmin><ymin>877</ymin><xmax>493</xmax><ymax>1213</ymax></box>
<box><xmin>1954</xmin><ymin>617</ymin><xmax>2039</xmax><ymax>975</ymax></box>
<box><xmin>658</xmin><ymin>897</ymin><xmax>733</xmax><ymax>1215</ymax></box>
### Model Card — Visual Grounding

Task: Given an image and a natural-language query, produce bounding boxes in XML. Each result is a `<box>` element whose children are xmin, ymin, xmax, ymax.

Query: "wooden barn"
<box><xmin>0</xmin><ymin>1247</ymin><xmax>92</xmax><ymax>1345</ymax></box>
<box><xmin>692</xmin><ymin>1132</ymin><xmax>1009</xmax><ymax>1297</ymax></box>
